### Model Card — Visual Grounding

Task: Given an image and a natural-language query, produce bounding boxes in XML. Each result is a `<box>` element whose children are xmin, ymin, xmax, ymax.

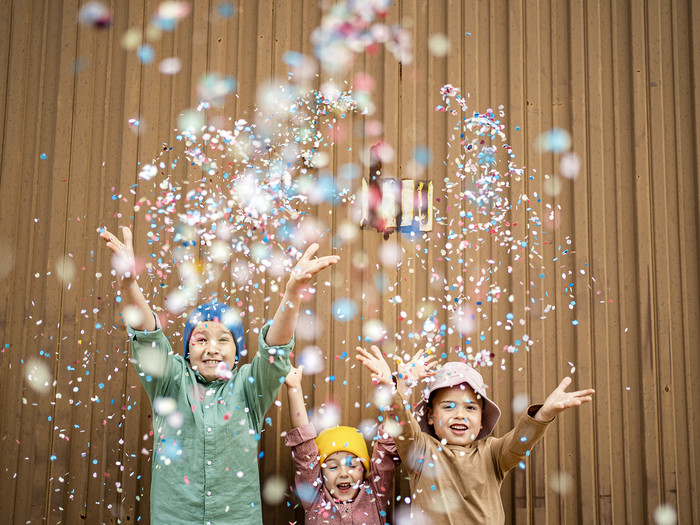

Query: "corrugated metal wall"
<box><xmin>1</xmin><ymin>0</ymin><xmax>698</xmax><ymax>523</ymax></box>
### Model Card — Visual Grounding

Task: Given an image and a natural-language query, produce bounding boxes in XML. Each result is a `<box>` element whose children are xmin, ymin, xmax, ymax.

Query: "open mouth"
<box><xmin>450</xmin><ymin>423</ymin><xmax>469</xmax><ymax>433</ymax></box>
<box><xmin>336</xmin><ymin>482</ymin><xmax>353</xmax><ymax>492</ymax></box>
<box><xmin>203</xmin><ymin>360</ymin><xmax>221</xmax><ymax>365</ymax></box>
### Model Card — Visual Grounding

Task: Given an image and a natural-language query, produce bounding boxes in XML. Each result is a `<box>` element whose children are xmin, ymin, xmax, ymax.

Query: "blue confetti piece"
<box><xmin>332</xmin><ymin>298</ymin><xmax>357</xmax><ymax>321</ymax></box>
<box><xmin>137</xmin><ymin>45</ymin><xmax>154</xmax><ymax>64</ymax></box>
<box><xmin>217</xmin><ymin>2</ymin><xmax>236</xmax><ymax>18</ymax></box>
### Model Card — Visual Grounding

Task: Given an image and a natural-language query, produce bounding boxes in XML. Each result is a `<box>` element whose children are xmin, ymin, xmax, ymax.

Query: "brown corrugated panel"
<box><xmin>0</xmin><ymin>0</ymin><xmax>698</xmax><ymax>524</ymax></box>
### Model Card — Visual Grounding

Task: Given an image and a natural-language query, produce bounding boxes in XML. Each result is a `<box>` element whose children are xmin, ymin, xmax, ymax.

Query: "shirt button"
<box><xmin>207</xmin><ymin>491</ymin><xmax>212</xmax><ymax>496</ymax></box>
<box><xmin>207</xmin><ymin>460</ymin><xmax>212</xmax><ymax>466</ymax></box>
<box><xmin>207</xmin><ymin>427</ymin><xmax>212</xmax><ymax>432</ymax></box>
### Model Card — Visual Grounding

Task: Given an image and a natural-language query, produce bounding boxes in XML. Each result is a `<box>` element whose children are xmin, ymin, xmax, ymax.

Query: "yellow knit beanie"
<box><xmin>315</xmin><ymin>426</ymin><xmax>370</xmax><ymax>472</ymax></box>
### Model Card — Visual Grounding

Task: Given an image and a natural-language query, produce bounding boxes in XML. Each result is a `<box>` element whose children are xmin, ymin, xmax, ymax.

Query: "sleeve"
<box><xmin>284</xmin><ymin>422</ymin><xmax>322</xmax><ymax>511</ymax></box>
<box><xmin>489</xmin><ymin>404</ymin><xmax>552</xmax><ymax>481</ymax></box>
<box><xmin>368</xmin><ymin>427</ymin><xmax>401</xmax><ymax>503</ymax></box>
<box><xmin>126</xmin><ymin>311</ymin><xmax>181</xmax><ymax>400</ymax></box>
<box><xmin>387</xmin><ymin>388</ymin><xmax>427</xmax><ymax>461</ymax></box>
<box><xmin>240</xmin><ymin>322</ymin><xmax>293</xmax><ymax>431</ymax></box>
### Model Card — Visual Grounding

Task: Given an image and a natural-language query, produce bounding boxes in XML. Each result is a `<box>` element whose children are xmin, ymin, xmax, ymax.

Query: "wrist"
<box><xmin>534</xmin><ymin>408</ymin><xmax>555</xmax><ymax>422</ymax></box>
<box><xmin>281</xmin><ymin>284</ymin><xmax>299</xmax><ymax>303</ymax></box>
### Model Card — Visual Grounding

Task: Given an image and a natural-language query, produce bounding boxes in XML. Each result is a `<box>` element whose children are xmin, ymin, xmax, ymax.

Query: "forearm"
<box><xmin>264</xmin><ymin>289</ymin><xmax>298</xmax><ymax>346</ymax></box>
<box><xmin>287</xmin><ymin>386</ymin><xmax>309</xmax><ymax>428</ymax></box>
<box><xmin>493</xmin><ymin>405</ymin><xmax>551</xmax><ymax>474</ymax></box>
<box><xmin>119</xmin><ymin>279</ymin><xmax>156</xmax><ymax>331</ymax></box>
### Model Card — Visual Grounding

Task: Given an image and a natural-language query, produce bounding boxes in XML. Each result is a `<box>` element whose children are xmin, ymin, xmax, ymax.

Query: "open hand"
<box><xmin>286</xmin><ymin>243</ymin><xmax>339</xmax><ymax>297</ymax></box>
<box><xmin>536</xmin><ymin>377</ymin><xmax>595</xmax><ymax>421</ymax></box>
<box><xmin>356</xmin><ymin>345</ymin><xmax>393</xmax><ymax>386</ymax></box>
<box><xmin>397</xmin><ymin>348</ymin><xmax>438</xmax><ymax>385</ymax></box>
<box><xmin>99</xmin><ymin>226</ymin><xmax>138</xmax><ymax>283</ymax></box>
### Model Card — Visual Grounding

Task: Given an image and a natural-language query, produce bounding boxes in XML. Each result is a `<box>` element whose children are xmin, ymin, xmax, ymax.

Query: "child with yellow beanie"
<box><xmin>284</xmin><ymin>350</ymin><xmax>436</xmax><ymax>524</ymax></box>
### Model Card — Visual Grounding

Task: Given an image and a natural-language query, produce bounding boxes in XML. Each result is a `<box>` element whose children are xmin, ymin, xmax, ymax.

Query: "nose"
<box><xmin>204</xmin><ymin>340</ymin><xmax>224</xmax><ymax>354</ymax></box>
<box><xmin>454</xmin><ymin>406</ymin><xmax>468</xmax><ymax>419</ymax></box>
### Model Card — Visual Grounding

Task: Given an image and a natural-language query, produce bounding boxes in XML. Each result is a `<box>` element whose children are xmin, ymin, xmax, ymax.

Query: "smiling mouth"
<box><xmin>336</xmin><ymin>483</ymin><xmax>353</xmax><ymax>492</ymax></box>
<box><xmin>450</xmin><ymin>424</ymin><xmax>469</xmax><ymax>432</ymax></box>
<box><xmin>203</xmin><ymin>360</ymin><xmax>221</xmax><ymax>365</ymax></box>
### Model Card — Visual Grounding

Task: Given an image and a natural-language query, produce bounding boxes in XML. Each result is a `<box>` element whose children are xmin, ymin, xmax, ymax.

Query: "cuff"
<box><xmin>126</xmin><ymin>311</ymin><xmax>163</xmax><ymax>342</ymax></box>
<box><xmin>258</xmin><ymin>322</ymin><xmax>295</xmax><ymax>358</ymax></box>
<box><xmin>285</xmin><ymin>422</ymin><xmax>317</xmax><ymax>447</ymax></box>
<box><xmin>526</xmin><ymin>404</ymin><xmax>554</xmax><ymax>424</ymax></box>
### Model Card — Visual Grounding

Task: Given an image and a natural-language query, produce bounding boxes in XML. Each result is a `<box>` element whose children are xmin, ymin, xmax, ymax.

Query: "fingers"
<box><xmin>297</xmin><ymin>243</ymin><xmax>320</xmax><ymax>265</ymax></box>
<box><xmin>300</xmin><ymin>255</ymin><xmax>340</xmax><ymax>276</ymax></box>
<box><xmin>99</xmin><ymin>226</ymin><xmax>135</xmax><ymax>253</ymax></box>
<box><xmin>99</xmin><ymin>228</ymin><xmax>123</xmax><ymax>255</ymax></box>
<box><xmin>369</xmin><ymin>345</ymin><xmax>383</xmax><ymax>359</ymax></box>
<box><xmin>121</xmin><ymin>226</ymin><xmax>133</xmax><ymax>247</ymax></box>
<box><xmin>355</xmin><ymin>345</ymin><xmax>372</xmax><ymax>359</ymax></box>
<box><xmin>557</xmin><ymin>377</ymin><xmax>573</xmax><ymax>391</ymax></box>
<box><xmin>355</xmin><ymin>347</ymin><xmax>374</xmax><ymax>367</ymax></box>
<box><xmin>356</xmin><ymin>346</ymin><xmax>382</xmax><ymax>375</ymax></box>
<box><xmin>577</xmin><ymin>388</ymin><xmax>596</xmax><ymax>396</ymax></box>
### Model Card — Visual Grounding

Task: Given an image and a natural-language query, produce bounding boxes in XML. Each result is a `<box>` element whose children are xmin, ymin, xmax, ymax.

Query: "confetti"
<box><xmin>262</xmin><ymin>475</ymin><xmax>287</xmax><ymax>505</ymax></box>
<box><xmin>297</xmin><ymin>346</ymin><xmax>326</xmax><ymax>375</ymax></box>
<box><xmin>24</xmin><ymin>358</ymin><xmax>52</xmax><ymax>394</ymax></box>
<box><xmin>654</xmin><ymin>504</ymin><xmax>677</xmax><ymax>525</ymax></box>
<box><xmin>78</xmin><ymin>1</ymin><xmax>112</xmax><ymax>28</ymax></box>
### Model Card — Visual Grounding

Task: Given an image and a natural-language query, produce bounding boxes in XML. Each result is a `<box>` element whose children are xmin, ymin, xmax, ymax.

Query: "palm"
<box><xmin>286</xmin><ymin>243</ymin><xmax>339</xmax><ymax>296</ymax></box>
<box><xmin>99</xmin><ymin>226</ymin><xmax>137</xmax><ymax>280</ymax></box>
<box><xmin>399</xmin><ymin>349</ymin><xmax>437</xmax><ymax>383</ymax></box>
<box><xmin>540</xmin><ymin>377</ymin><xmax>595</xmax><ymax>420</ymax></box>
<box><xmin>356</xmin><ymin>345</ymin><xmax>392</xmax><ymax>385</ymax></box>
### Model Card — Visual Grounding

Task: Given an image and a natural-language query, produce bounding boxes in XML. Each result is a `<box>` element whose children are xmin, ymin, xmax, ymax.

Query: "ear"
<box><xmin>427</xmin><ymin>406</ymin><xmax>434</xmax><ymax>426</ymax></box>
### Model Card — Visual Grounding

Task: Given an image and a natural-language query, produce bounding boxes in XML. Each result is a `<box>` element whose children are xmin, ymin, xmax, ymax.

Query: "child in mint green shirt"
<box><xmin>101</xmin><ymin>226</ymin><xmax>339</xmax><ymax>525</ymax></box>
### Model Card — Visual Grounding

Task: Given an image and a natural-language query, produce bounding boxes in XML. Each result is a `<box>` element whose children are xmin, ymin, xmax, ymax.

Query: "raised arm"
<box><xmin>490</xmin><ymin>378</ymin><xmax>594</xmax><ymax>477</ymax></box>
<box><xmin>264</xmin><ymin>243</ymin><xmax>339</xmax><ymax>346</ymax></box>
<box><xmin>284</xmin><ymin>365</ymin><xmax>309</xmax><ymax>428</ymax></box>
<box><xmin>534</xmin><ymin>377</ymin><xmax>595</xmax><ymax>421</ymax></box>
<box><xmin>356</xmin><ymin>345</ymin><xmax>426</xmax><ymax>458</ymax></box>
<box><xmin>99</xmin><ymin>226</ymin><xmax>155</xmax><ymax>331</ymax></box>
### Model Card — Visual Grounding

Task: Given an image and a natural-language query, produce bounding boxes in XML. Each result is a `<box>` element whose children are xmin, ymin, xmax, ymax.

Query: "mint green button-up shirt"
<box><xmin>128</xmin><ymin>318</ymin><xmax>292</xmax><ymax>525</ymax></box>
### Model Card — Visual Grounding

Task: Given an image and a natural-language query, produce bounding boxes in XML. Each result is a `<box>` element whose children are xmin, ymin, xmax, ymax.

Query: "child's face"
<box><xmin>320</xmin><ymin>451</ymin><xmax>364</xmax><ymax>502</ymax></box>
<box><xmin>188</xmin><ymin>321</ymin><xmax>237</xmax><ymax>381</ymax></box>
<box><xmin>428</xmin><ymin>383</ymin><xmax>483</xmax><ymax>446</ymax></box>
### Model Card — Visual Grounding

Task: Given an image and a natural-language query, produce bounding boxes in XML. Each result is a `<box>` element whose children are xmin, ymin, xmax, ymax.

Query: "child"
<box><xmin>356</xmin><ymin>345</ymin><xmax>595</xmax><ymax>524</ymax></box>
<box><xmin>99</xmin><ymin>225</ymin><xmax>339</xmax><ymax>525</ymax></box>
<box><xmin>283</xmin><ymin>350</ymin><xmax>436</xmax><ymax>524</ymax></box>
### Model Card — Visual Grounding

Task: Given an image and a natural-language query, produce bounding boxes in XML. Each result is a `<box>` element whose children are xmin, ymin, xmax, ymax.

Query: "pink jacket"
<box><xmin>285</xmin><ymin>423</ymin><xmax>399</xmax><ymax>524</ymax></box>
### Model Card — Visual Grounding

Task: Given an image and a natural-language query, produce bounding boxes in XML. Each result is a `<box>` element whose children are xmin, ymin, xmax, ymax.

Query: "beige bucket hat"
<box><xmin>414</xmin><ymin>361</ymin><xmax>501</xmax><ymax>441</ymax></box>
